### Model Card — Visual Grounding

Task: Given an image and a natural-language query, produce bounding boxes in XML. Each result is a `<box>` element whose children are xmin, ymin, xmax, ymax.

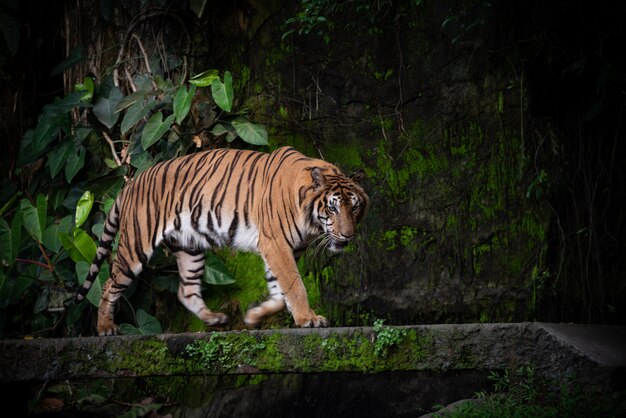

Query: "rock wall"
<box><xmin>206</xmin><ymin>0</ymin><xmax>554</xmax><ymax>326</ymax></box>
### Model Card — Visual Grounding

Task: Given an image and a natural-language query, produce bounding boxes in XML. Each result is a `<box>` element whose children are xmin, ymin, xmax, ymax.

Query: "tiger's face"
<box><xmin>309</xmin><ymin>167</ymin><xmax>369</xmax><ymax>253</ymax></box>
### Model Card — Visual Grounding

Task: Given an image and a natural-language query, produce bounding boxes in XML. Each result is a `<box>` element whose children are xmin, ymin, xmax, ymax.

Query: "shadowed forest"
<box><xmin>0</xmin><ymin>0</ymin><xmax>625</xmax><ymax>339</ymax></box>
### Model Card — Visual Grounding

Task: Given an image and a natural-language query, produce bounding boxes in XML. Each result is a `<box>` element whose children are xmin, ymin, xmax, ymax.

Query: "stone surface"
<box><xmin>1</xmin><ymin>322</ymin><xmax>624</xmax><ymax>417</ymax></box>
<box><xmin>1</xmin><ymin>323</ymin><xmax>624</xmax><ymax>383</ymax></box>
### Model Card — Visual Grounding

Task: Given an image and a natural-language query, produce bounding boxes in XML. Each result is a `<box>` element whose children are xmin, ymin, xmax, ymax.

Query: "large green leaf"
<box><xmin>0</xmin><ymin>271</ymin><xmax>34</xmax><ymax>309</ymax></box>
<box><xmin>173</xmin><ymin>84</ymin><xmax>196</xmax><ymax>125</ymax></box>
<box><xmin>74</xmin><ymin>76</ymin><xmax>95</xmax><ymax>102</ymax></box>
<box><xmin>75</xmin><ymin>190</ymin><xmax>94</xmax><ymax>228</ymax></box>
<box><xmin>232</xmin><ymin>117</ymin><xmax>269</xmax><ymax>145</ymax></box>
<box><xmin>20</xmin><ymin>195</ymin><xmax>47</xmax><ymax>243</ymax></box>
<box><xmin>48</xmin><ymin>139</ymin><xmax>73</xmax><ymax>178</ymax></box>
<box><xmin>0</xmin><ymin>10</ymin><xmax>20</xmax><ymax>56</ymax></box>
<box><xmin>65</xmin><ymin>145</ymin><xmax>86</xmax><ymax>183</ymax></box>
<box><xmin>119</xmin><ymin>309</ymin><xmax>163</xmax><ymax>335</ymax></box>
<box><xmin>43</xmin><ymin>215</ymin><xmax>73</xmax><ymax>253</ymax></box>
<box><xmin>189</xmin><ymin>0</ymin><xmax>208</xmax><ymax>18</ymax></box>
<box><xmin>116</xmin><ymin>90</ymin><xmax>149</xmax><ymax>113</ymax></box>
<box><xmin>0</xmin><ymin>217</ymin><xmax>21</xmax><ymax>266</ymax></box>
<box><xmin>211</xmin><ymin>71</ymin><xmax>233</xmax><ymax>112</ymax></box>
<box><xmin>51</xmin><ymin>44</ymin><xmax>85</xmax><ymax>75</ymax></box>
<box><xmin>189</xmin><ymin>69</ymin><xmax>219</xmax><ymax>87</ymax></box>
<box><xmin>0</xmin><ymin>220</ymin><xmax>11</xmax><ymax>265</ymax></box>
<box><xmin>210</xmin><ymin>122</ymin><xmax>237</xmax><ymax>142</ymax></box>
<box><xmin>116</xmin><ymin>402</ymin><xmax>162</xmax><ymax>418</ymax></box>
<box><xmin>32</xmin><ymin>116</ymin><xmax>61</xmax><ymax>152</ymax></box>
<box><xmin>203</xmin><ymin>252</ymin><xmax>236</xmax><ymax>285</ymax></box>
<box><xmin>120</xmin><ymin>98</ymin><xmax>156</xmax><ymax>135</ymax></box>
<box><xmin>93</xmin><ymin>86</ymin><xmax>124</xmax><ymax>128</ymax></box>
<box><xmin>60</xmin><ymin>227</ymin><xmax>96</xmax><ymax>264</ymax></box>
<box><xmin>44</xmin><ymin>92</ymin><xmax>91</xmax><ymax>116</ymax></box>
<box><xmin>141</xmin><ymin>112</ymin><xmax>175</xmax><ymax>150</ymax></box>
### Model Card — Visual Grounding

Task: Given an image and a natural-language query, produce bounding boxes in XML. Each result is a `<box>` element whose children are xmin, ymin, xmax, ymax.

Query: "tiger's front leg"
<box><xmin>244</xmin><ymin>265</ymin><xmax>286</xmax><ymax>327</ymax></box>
<box><xmin>258</xmin><ymin>240</ymin><xmax>328</xmax><ymax>328</ymax></box>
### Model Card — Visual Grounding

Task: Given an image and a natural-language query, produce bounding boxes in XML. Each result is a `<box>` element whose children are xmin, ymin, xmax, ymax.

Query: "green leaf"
<box><xmin>173</xmin><ymin>84</ymin><xmax>197</xmax><ymax>125</ymax></box>
<box><xmin>129</xmin><ymin>149</ymin><xmax>153</xmax><ymax>176</ymax></box>
<box><xmin>32</xmin><ymin>116</ymin><xmax>61</xmax><ymax>152</ymax></box>
<box><xmin>0</xmin><ymin>215</ymin><xmax>22</xmax><ymax>265</ymax></box>
<box><xmin>0</xmin><ymin>217</ymin><xmax>20</xmax><ymax>266</ymax></box>
<box><xmin>51</xmin><ymin>45</ymin><xmax>85</xmax><ymax>75</ymax></box>
<box><xmin>74</xmin><ymin>76</ymin><xmax>95</xmax><ymax>102</ymax></box>
<box><xmin>93</xmin><ymin>86</ymin><xmax>124</xmax><ymax>128</ymax></box>
<box><xmin>75</xmin><ymin>191</ymin><xmax>94</xmax><ymax>228</ymax></box>
<box><xmin>65</xmin><ymin>145</ymin><xmax>86</xmax><ymax>183</ymax></box>
<box><xmin>60</xmin><ymin>227</ymin><xmax>96</xmax><ymax>264</ymax></box>
<box><xmin>20</xmin><ymin>195</ymin><xmax>47</xmax><ymax>243</ymax></box>
<box><xmin>45</xmin><ymin>92</ymin><xmax>92</xmax><ymax>115</ymax></box>
<box><xmin>0</xmin><ymin>10</ymin><xmax>20</xmax><ymax>56</ymax></box>
<box><xmin>202</xmin><ymin>252</ymin><xmax>236</xmax><ymax>285</ymax></box>
<box><xmin>210</xmin><ymin>122</ymin><xmax>237</xmax><ymax>142</ymax></box>
<box><xmin>211</xmin><ymin>71</ymin><xmax>233</xmax><ymax>112</ymax></box>
<box><xmin>0</xmin><ymin>220</ymin><xmax>12</xmax><ymax>264</ymax></box>
<box><xmin>116</xmin><ymin>90</ymin><xmax>149</xmax><ymax>113</ymax></box>
<box><xmin>119</xmin><ymin>309</ymin><xmax>163</xmax><ymax>335</ymax></box>
<box><xmin>189</xmin><ymin>69</ymin><xmax>219</xmax><ymax>87</ymax></box>
<box><xmin>189</xmin><ymin>0</ymin><xmax>208</xmax><ymax>17</ymax></box>
<box><xmin>43</xmin><ymin>215</ymin><xmax>73</xmax><ymax>253</ymax></box>
<box><xmin>120</xmin><ymin>98</ymin><xmax>156</xmax><ymax>135</ymax></box>
<box><xmin>0</xmin><ymin>271</ymin><xmax>34</xmax><ymax>309</ymax></box>
<box><xmin>141</xmin><ymin>112</ymin><xmax>175</xmax><ymax>150</ymax></box>
<box><xmin>103</xmin><ymin>197</ymin><xmax>115</xmax><ymax>215</ymax></box>
<box><xmin>232</xmin><ymin>117</ymin><xmax>268</xmax><ymax>145</ymax></box>
<box><xmin>66</xmin><ymin>300</ymin><xmax>88</xmax><ymax>329</ymax></box>
<box><xmin>48</xmin><ymin>140</ymin><xmax>73</xmax><ymax>179</ymax></box>
<box><xmin>91</xmin><ymin>222</ymin><xmax>104</xmax><ymax>239</ymax></box>
<box><xmin>116</xmin><ymin>402</ymin><xmax>162</xmax><ymax>418</ymax></box>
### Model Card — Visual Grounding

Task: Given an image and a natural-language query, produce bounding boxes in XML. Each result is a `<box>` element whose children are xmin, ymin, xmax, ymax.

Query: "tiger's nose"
<box><xmin>340</xmin><ymin>233</ymin><xmax>354</xmax><ymax>241</ymax></box>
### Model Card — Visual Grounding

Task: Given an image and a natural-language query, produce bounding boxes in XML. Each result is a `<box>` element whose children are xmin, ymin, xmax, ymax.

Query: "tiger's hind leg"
<box><xmin>174</xmin><ymin>250</ymin><xmax>228</xmax><ymax>327</ymax></box>
<box><xmin>244</xmin><ymin>266</ymin><xmax>286</xmax><ymax>327</ymax></box>
<box><xmin>98</xmin><ymin>260</ymin><xmax>138</xmax><ymax>336</ymax></box>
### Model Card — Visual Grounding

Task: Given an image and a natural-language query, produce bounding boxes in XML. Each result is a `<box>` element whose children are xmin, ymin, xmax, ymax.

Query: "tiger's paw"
<box><xmin>203</xmin><ymin>312</ymin><xmax>229</xmax><ymax>327</ymax></box>
<box><xmin>97</xmin><ymin>323</ymin><xmax>120</xmax><ymax>336</ymax></box>
<box><xmin>295</xmin><ymin>313</ymin><xmax>328</xmax><ymax>328</ymax></box>
<box><xmin>243</xmin><ymin>307</ymin><xmax>264</xmax><ymax>328</ymax></box>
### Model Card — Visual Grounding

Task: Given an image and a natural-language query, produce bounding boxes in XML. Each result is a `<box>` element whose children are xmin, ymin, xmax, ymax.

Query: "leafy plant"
<box><xmin>119</xmin><ymin>309</ymin><xmax>163</xmax><ymax>335</ymax></box>
<box><xmin>438</xmin><ymin>365</ymin><xmax>622</xmax><ymax>418</ymax></box>
<box><xmin>372</xmin><ymin>319</ymin><xmax>407</xmax><ymax>357</ymax></box>
<box><xmin>0</xmin><ymin>40</ymin><xmax>267</xmax><ymax>336</ymax></box>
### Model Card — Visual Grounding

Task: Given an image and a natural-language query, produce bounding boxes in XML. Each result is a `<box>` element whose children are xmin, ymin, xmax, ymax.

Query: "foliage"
<box><xmin>0</xmin><ymin>29</ymin><xmax>267</xmax><ymax>336</ymax></box>
<box><xmin>372</xmin><ymin>318</ymin><xmax>407</xmax><ymax>357</ymax></box>
<box><xmin>282</xmin><ymin>0</ymin><xmax>424</xmax><ymax>43</ymax></box>
<box><xmin>183</xmin><ymin>334</ymin><xmax>267</xmax><ymax>371</ymax></box>
<box><xmin>434</xmin><ymin>365</ymin><xmax>622</xmax><ymax>418</ymax></box>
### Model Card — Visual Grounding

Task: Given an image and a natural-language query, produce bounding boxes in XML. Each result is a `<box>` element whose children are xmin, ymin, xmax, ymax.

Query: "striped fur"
<box><xmin>74</xmin><ymin>146</ymin><xmax>369</xmax><ymax>335</ymax></box>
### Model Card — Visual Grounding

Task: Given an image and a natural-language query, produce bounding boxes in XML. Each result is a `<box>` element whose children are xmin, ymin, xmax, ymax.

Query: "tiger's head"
<box><xmin>306</xmin><ymin>166</ymin><xmax>370</xmax><ymax>252</ymax></box>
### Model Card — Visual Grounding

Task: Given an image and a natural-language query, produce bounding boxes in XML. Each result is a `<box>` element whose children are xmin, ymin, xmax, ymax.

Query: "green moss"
<box><xmin>111</xmin><ymin>339</ymin><xmax>179</xmax><ymax>375</ymax></box>
<box><xmin>322</xmin><ymin>139</ymin><xmax>364</xmax><ymax>171</ymax></box>
<box><xmin>254</xmin><ymin>332</ymin><xmax>283</xmax><ymax>370</ymax></box>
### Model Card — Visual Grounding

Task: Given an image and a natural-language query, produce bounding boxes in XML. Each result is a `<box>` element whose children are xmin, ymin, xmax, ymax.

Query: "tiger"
<box><xmin>74</xmin><ymin>146</ymin><xmax>369</xmax><ymax>335</ymax></box>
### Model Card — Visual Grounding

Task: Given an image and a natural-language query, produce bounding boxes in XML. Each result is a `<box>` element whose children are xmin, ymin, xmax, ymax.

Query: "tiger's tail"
<box><xmin>74</xmin><ymin>200</ymin><xmax>120</xmax><ymax>303</ymax></box>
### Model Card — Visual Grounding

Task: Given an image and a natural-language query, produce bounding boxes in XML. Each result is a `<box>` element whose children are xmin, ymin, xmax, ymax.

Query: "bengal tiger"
<box><xmin>74</xmin><ymin>146</ymin><xmax>369</xmax><ymax>335</ymax></box>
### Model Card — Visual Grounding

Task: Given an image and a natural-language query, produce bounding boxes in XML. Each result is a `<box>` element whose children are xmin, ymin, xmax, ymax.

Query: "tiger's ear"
<box><xmin>350</xmin><ymin>169</ymin><xmax>365</xmax><ymax>184</ymax></box>
<box><xmin>311</xmin><ymin>167</ymin><xmax>326</xmax><ymax>189</ymax></box>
